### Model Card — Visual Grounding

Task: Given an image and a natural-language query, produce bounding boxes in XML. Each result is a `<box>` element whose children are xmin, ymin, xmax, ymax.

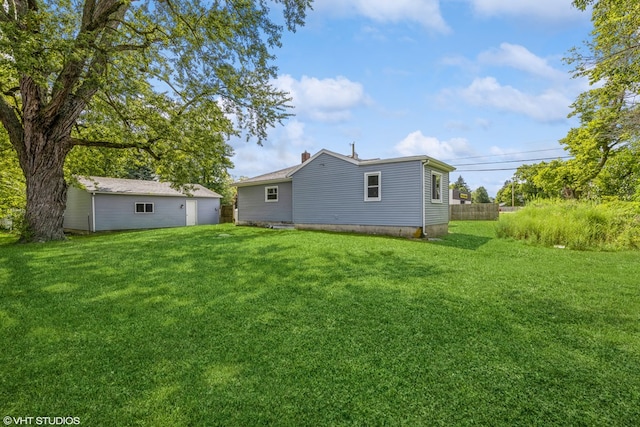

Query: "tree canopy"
<box><xmin>0</xmin><ymin>0</ymin><xmax>312</xmax><ymax>241</ymax></box>
<box><xmin>0</xmin><ymin>130</ymin><xmax>25</xmax><ymax>227</ymax></box>
<box><xmin>471</xmin><ymin>186</ymin><xmax>491</xmax><ymax>204</ymax></box>
<box><xmin>450</xmin><ymin>175</ymin><xmax>471</xmax><ymax>193</ymax></box>
<box><xmin>559</xmin><ymin>0</ymin><xmax>640</xmax><ymax>198</ymax></box>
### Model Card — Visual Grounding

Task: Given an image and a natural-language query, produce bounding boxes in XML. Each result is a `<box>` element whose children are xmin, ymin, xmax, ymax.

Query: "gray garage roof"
<box><xmin>75</xmin><ymin>176</ymin><xmax>222</xmax><ymax>198</ymax></box>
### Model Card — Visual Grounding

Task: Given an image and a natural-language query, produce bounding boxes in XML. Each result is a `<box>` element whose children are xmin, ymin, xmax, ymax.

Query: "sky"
<box><xmin>228</xmin><ymin>0</ymin><xmax>594</xmax><ymax>197</ymax></box>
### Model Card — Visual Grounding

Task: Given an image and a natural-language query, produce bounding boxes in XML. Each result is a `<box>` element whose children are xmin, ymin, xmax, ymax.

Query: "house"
<box><xmin>233</xmin><ymin>149</ymin><xmax>455</xmax><ymax>238</ymax></box>
<box><xmin>449</xmin><ymin>189</ymin><xmax>472</xmax><ymax>204</ymax></box>
<box><xmin>64</xmin><ymin>176</ymin><xmax>222</xmax><ymax>232</ymax></box>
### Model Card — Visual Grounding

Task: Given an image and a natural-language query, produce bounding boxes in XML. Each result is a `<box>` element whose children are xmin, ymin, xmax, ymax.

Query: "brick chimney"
<box><xmin>301</xmin><ymin>151</ymin><xmax>311</xmax><ymax>163</ymax></box>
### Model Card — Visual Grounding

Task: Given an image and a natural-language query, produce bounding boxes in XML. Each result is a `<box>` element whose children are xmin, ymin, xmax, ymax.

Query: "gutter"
<box><xmin>91</xmin><ymin>192</ymin><xmax>96</xmax><ymax>233</ymax></box>
<box><xmin>424</xmin><ymin>158</ymin><xmax>456</xmax><ymax>172</ymax></box>
<box><xmin>421</xmin><ymin>161</ymin><xmax>426</xmax><ymax>236</ymax></box>
<box><xmin>232</xmin><ymin>177</ymin><xmax>293</xmax><ymax>188</ymax></box>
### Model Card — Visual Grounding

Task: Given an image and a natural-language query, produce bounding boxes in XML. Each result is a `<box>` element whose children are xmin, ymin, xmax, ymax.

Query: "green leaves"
<box><xmin>1</xmin><ymin>0</ymin><xmax>311</xmax><ymax>156</ymax></box>
<box><xmin>0</xmin><ymin>131</ymin><xmax>25</xmax><ymax>223</ymax></box>
<box><xmin>471</xmin><ymin>187</ymin><xmax>491</xmax><ymax>203</ymax></box>
<box><xmin>0</xmin><ymin>0</ymin><xmax>311</xmax><ymax>240</ymax></box>
<box><xmin>561</xmin><ymin>0</ymin><xmax>640</xmax><ymax>199</ymax></box>
<box><xmin>450</xmin><ymin>175</ymin><xmax>471</xmax><ymax>193</ymax></box>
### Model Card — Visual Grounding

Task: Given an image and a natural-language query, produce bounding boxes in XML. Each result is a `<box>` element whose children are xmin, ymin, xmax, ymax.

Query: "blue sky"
<box><xmin>229</xmin><ymin>0</ymin><xmax>594</xmax><ymax>197</ymax></box>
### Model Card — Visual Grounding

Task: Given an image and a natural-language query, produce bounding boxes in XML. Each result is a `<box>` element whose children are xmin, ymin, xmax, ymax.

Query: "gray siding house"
<box><xmin>234</xmin><ymin>149</ymin><xmax>455</xmax><ymax>237</ymax></box>
<box><xmin>64</xmin><ymin>176</ymin><xmax>222</xmax><ymax>232</ymax></box>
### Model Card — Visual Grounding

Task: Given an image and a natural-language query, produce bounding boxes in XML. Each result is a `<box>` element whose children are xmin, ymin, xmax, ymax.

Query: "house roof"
<box><xmin>233</xmin><ymin>149</ymin><xmax>455</xmax><ymax>187</ymax></box>
<box><xmin>75</xmin><ymin>176</ymin><xmax>222</xmax><ymax>198</ymax></box>
<box><xmin>232</xmin><ymin>165</ymin><xmax>297</xmax><ymax>187</ymax></box>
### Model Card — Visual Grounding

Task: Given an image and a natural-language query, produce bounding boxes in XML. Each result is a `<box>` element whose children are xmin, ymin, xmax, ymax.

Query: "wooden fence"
<box><xmin>220</xmin><ymin>205</ymin><xmax>234</xmax><ymax>223</ymax></box>
<box><xmin>449</xmin><ymin>204</ymin><xmax>499</xmax><ymax>221</ymax></box>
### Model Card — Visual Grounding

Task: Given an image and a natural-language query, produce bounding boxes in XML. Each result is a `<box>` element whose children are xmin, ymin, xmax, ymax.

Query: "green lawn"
<box><xmin>1</xmin><ymin>222</ymin><xmax>639</xmax><ymax>426</ymax></box>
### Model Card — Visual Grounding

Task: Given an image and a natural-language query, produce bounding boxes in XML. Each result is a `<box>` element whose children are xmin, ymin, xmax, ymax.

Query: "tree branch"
<box><xmin>0</xmin><ymin>98</ymin><xmax>24</xmax><ymax>149</ymax></box>
<box><xmin>47</xmin><ymin>0</ymin><xmax>129</xmax><ymax>125</ymax></box>
<box><xmin>69</xmin><ymin>137</ymin><xmax>162</xmax><ymax>160</ymax></box>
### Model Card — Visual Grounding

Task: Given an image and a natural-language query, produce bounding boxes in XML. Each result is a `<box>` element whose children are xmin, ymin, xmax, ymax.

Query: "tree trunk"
<box><xmin>19</xmin><ymin>133</ymin><xmax>72</xmax><ymax>242</ymax></box>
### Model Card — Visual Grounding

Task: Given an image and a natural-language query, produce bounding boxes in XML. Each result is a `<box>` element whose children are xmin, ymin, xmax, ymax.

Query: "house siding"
<box><xmin>63</xmin><ymin>186</ymin><xmax>93</xmax><ymax>231</ymax></box>
<box><xmin>237</xmin><ymin>182</ymin><xmax>293</xmax><ymax>223</ymax></box>
<box><xmin>197</xmin><ymin>198</ymin><xmax>220</xmax><ymax>225</ymax></box>
<box><xmin>291</xmin><ymin>153</ymin><xmax>423</xmax><ymax>226</ymax></box>
<box><xmin>92</xmin><ymin>194</ymin><xmax>218</xmax><ymax>231</ymax></box>
<box><xmin>424</xmin><ymin>164</ymin><xmax>450</xmax><ymax>227</ymax></box>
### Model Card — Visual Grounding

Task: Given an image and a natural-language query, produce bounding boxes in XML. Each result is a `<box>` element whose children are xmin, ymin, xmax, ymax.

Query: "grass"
<box><xmin>1</xmin><ymin>222</ymin><xmax>639</xmax><ymax>426</ymax></box>
<box><xmin>497</xmin><ymin>200</ymin><xmax>640</xmax><ymax>251</ymax></box>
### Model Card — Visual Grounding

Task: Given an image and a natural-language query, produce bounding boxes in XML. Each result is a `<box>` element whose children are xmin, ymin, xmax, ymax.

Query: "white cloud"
<box><xmin>394</xmin><ymin>131</ymin><xmax>473</xmax><ymax>159</ymax></box>
<box><xmin>230</xmin><ymin>119</ymin><xmax>314</xmax><ymax>179</ymax></box>
<box><xmin>457</xmin><ymin>77</ymin><xmax>572</xmax><ymax>122</ymax></box>
<box><xmin>478</xmin><ymin>43</ymin><xmax>566</xmax><ymax>80</ymax></box>
<box><xmin>467</xmin><ymin>0</ymin><xmax>584</xmax><ymax>21</ymax></box>
<box><xmin>314</xmin><ymin>0</ymin><xmax>450</xmax><ymax>33</ymax></box>
<box><xmin>280</xmin><ymin>120</ymin><xmax>310</xmax><ymax>147</ymax></box>
<box><xmin>438</xmin><ymin>43</ymin><xmax>586</xmax><ymax>122</ymax></box>
<box><xmin>274</xmin><ymin>74</ymin><xmax>371</xmax><ymax>123</ymax></box>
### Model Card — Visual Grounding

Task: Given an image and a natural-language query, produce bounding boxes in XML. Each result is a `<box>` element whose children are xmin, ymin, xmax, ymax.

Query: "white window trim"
<box><xmin>135</xmin><ymin>202</ymin><xmax>154</xmax><ymax>214</ymax></box>
<box><xmin>265</xmin><ymin>186</ymin><xmax>279</xmax><ymax>202</ymax></box>
<box><xmin>364</xmin><ymin>171</ymin><xmax>382</xmax><ymax>202</ymax></box>
<box><xmin>431</xmin><ymin>171</ymin><xmax>443</xmax><ymax>203</ymax></box>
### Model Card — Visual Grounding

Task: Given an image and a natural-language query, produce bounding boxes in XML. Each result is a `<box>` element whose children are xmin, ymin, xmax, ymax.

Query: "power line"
<box><xmin>443</xmin><ymin>147</ymin><xmax>566</xmax><ymax>162</ymax></box>
<box><xmin>452</xmin><ymin>155</ymin><xmax>572</xmax><ymax>167</ymax></box>
<box><xmin>455</xmin><ymin>167</ymin><xmax>526</xmax><ymax>172</ymax></box>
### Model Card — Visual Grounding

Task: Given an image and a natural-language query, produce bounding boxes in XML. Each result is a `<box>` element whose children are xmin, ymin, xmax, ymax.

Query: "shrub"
<box><xmin>0</xmin><ymin>208</ymin><xmax>25</xmax><ymax>234</ymax></box>
<box><xmin>496</xmin><ymin>200</ymin><xmax>640</xmax><ymax>251</ymax></box>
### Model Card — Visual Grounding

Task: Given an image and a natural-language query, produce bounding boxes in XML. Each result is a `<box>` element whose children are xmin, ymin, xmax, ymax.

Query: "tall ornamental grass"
<box><xmin>496</xmin><ymin>200</ymin><xmax>640</xmax><ymax>250</ymax></box>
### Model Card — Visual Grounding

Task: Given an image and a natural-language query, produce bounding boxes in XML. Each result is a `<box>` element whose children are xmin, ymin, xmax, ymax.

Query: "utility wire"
<box><xmin>443</xmin><ymin>147</ymin><xmax>566</xmax><ymax>162</ymax></box>
<box><xmin>452</xmin><ymin>155</ymin><xmax>572</xmax><ymax>167</ymax></box>
<box><xmin>455</xmin><ymin>167</ymin><xmax>530</xmax><ymax>172</ymax></box>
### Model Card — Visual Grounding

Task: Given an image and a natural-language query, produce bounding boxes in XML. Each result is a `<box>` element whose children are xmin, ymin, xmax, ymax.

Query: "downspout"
<box><xmin>91</xmin><ymin>193</ymin><xmax>96</xmax><ymax>233</ymax></box>
<box><xmin>422</xmin><ymin>160</ymin><xmax>426</xmax><ymax>237</ymax></box>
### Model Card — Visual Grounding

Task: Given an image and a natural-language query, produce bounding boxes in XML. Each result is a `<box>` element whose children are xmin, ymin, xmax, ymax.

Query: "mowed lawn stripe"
<box><xmin>1</xmin><ymin>222</ymin><xmax>639</xmax><ymax>425</ymax></box>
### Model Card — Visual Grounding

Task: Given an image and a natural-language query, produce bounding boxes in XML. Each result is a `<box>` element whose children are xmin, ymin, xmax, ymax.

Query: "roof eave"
<box><xmin>424</xmin><ymin>158</ymin><xmax>456</xmax><ymax>172</ymax></box>
<box><xmin>232</xmin><ymin>177</ymin><xmax>293</xmax><ymax>187</ymax></box>
<box><xmin>89</xmin><ymin>191</ymin><xmax>220</xmax><ymax>198</ymax></box>
<box><xmin>360</xmin><ymin>155</ymin><xmax>428</xmax><ymax>166</ymax></box>
<box><xmin>287</xmin><ymin>149</ymin><xmax>360</xmax><ymax>177</ymax></box>
<box><xmin>360</xmin><ymin>155</ymin><xmax>455</xmax><ymax>171</ymax></box>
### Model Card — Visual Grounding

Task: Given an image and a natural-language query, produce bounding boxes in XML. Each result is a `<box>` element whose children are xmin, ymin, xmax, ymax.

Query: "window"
<box><xmin>265</xmin><ymin>186</ymin><xmax>278</xmax><ymax>202</ymax></box>
<box><xmin>135</xmin><ymin>202</ymin><xmax>154</xmax><ymax>213</ymax></box>
<box><xmin>431</xmin><ymin>172</ymin><xmax>442</xmax><ymax>203</ymax></box>
<box><xmin>364</xmin><ymin>172</ymin><xmax>381</xmax><ymax>201</ymax></box>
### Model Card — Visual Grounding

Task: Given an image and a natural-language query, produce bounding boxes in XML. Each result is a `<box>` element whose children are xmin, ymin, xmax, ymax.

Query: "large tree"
<box><xmin>561</xmin><ymin>0</ymin><xmax>640</xmax><ymax>194</ymax></box>
<box><xmin>0</xmin><ymin>0</ymin><xmax>311</xmax><ymax>242</ymax></box>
